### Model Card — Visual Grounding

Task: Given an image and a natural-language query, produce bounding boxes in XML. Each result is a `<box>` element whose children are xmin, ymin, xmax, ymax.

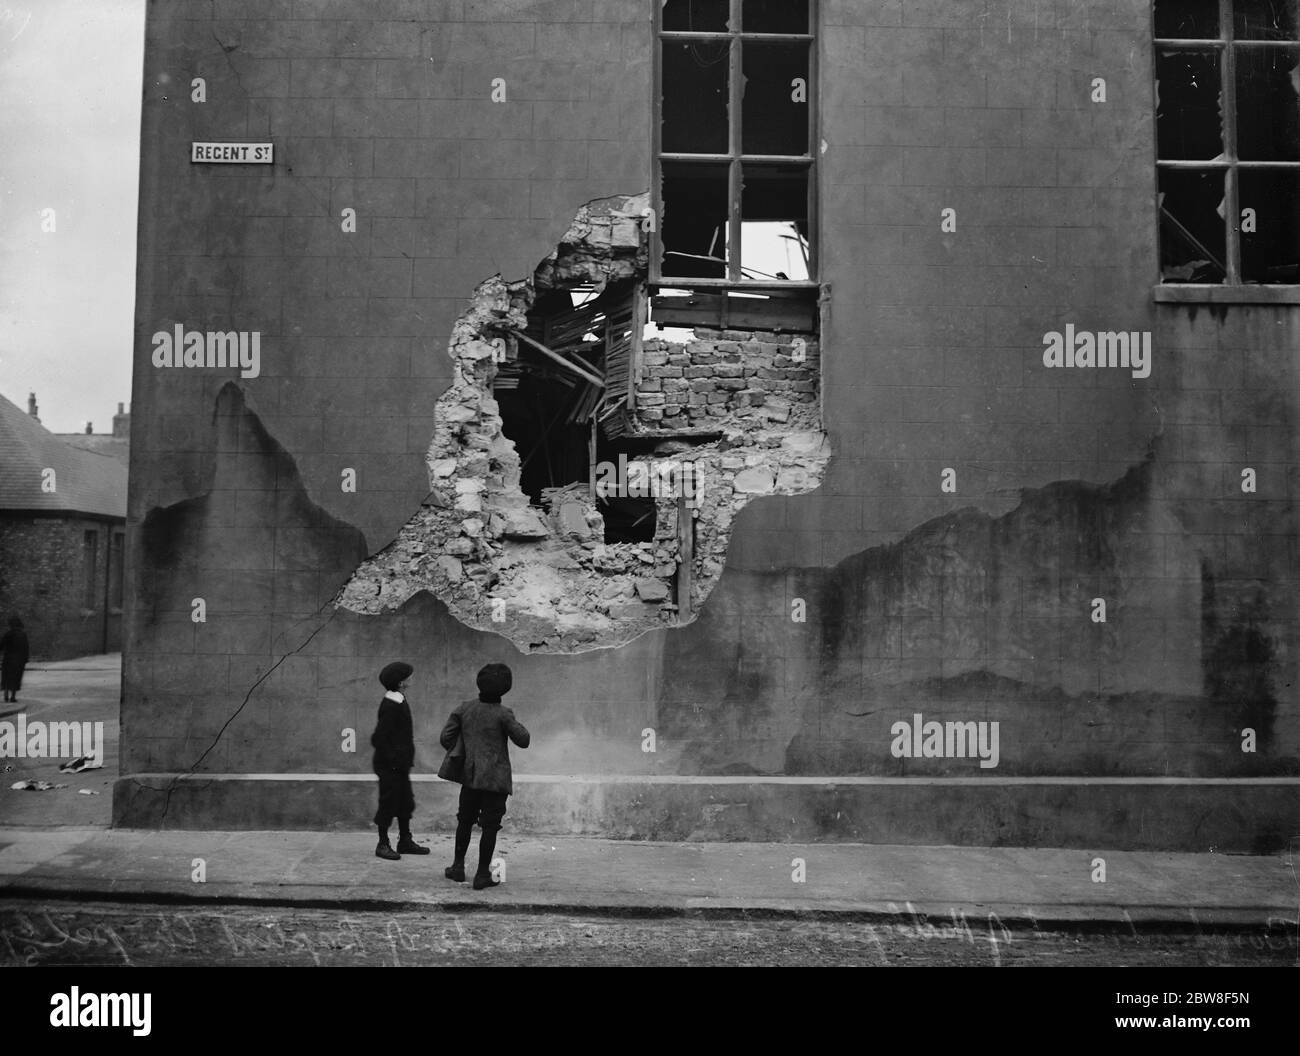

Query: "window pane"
<box><xmin>738</xmin><ymin>164</ymin><xmax>809</xmax><ymax>281</ymax></box>
<box><xmin>661</xmin><ymin>161</ymin><xmax>730</xmax><ymax>279</ymax></box>
<box><xmin>661</xmin><ymin>40</ymin><xmax>730</xmax><ymax>154</ymax></box>
<box><xmin>742</xmin><ymin>0</ymin><xmax>809</xmax><ymax>34</ymax></box>
<box><xmin>1155</xmin><ymin>49</ymin><xmax>1224</xmax><ymax>159</ymax></box>
<box><xmin>1158</xmin><ymin>168</ymin><xmax>1227</xmax><ymax>282</ymax></box>
<box><xmin>742</xmin><ymin>42</ymin><xmax>810</xmax><ymax>155</ymax></box>
<box><xmin>1234</xmin><ymin>0</ymin><xmax>1299</xmax><ymax>40</ymax></box>
<box><xmin>662</xmin><ymin>0</ymin><xmax>729</xmax><ymax>32</ymax></box>
<box><xmin>1154</xmin><ymin>0</ymin><xmax>1219</xmax><ymax>38</ymax></box>
<box><xmin>1236</xmin><ymin>44</ymin><xmax>1300</xmax><ymax>158</ymax></box>
<box><xmin>1239</xmin><ymin>169</ymin><xmax>1300</xmax><ymax>281</ymax></box>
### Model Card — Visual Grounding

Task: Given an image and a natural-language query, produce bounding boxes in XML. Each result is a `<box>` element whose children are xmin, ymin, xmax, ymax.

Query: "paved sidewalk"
<box><xmin>3</xmin><ymin>657</ymin><xmax>1297</xmax><ymax>929</ymax></box>
<box><xmin>1</xmin><ymin>826</ymin><xmax>1297</xmax><ymax>928</ymax></box>
<box><xmin>0</xmin><ymin>653</ymin><xmax>119</xmax><ymax>827</ymax></box>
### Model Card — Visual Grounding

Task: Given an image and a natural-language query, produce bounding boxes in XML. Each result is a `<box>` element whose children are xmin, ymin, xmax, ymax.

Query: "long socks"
<box><xmin>476</xmin><ymin>827</ymin><xmax>498</xmax><ymax>879</ymax></box>
<box><xmin>453</xmin><ymin>818</ymin><xmax>472</xmax><ymax>865</ymax></box>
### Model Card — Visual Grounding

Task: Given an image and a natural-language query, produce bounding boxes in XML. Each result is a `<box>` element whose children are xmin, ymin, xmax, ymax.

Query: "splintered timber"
<box><xmin>150</xmin><ymin>325</ymin><xmax>261</xmax><ymax>378</ymax></box>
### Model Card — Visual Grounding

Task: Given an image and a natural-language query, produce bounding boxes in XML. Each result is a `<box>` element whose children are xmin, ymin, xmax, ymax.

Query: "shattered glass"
<box><xmin>1158</xmin><ymin>168</ymin><xmax>1227</xmax><ymax>282</ymax></box>
<box><xmin>661</xmin><ymin>161</ymin><xmax>730</xmax><ymax>279</ymax></box>
<box><xmin>1155</xmin><ymin>49</ymin><xmax>1224</xmax><ymax>158</ymax></box>
<box><xmin>737</xmin><ymin>165</ymin><xmax>809</xmax><ymax>281</ymax></box>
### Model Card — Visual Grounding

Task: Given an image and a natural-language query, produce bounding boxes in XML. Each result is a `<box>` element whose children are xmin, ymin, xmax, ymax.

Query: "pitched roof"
<box><xmin>0</xmin><ymin>392</ymin><xmax>127</xmax><ymax>518</ymax></box>
<box><xmin>56</xmin><ymin>433</ymin><xmax>131</xmax><ymax>469</ymax></box>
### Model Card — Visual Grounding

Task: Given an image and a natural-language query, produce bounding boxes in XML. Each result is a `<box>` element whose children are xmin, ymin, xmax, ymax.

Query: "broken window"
<box><xmin>655</xmin><ymin>0</ymin><xmax>816</xmax><ymax>286</ymax></box>
<box><xmin>1154</xmin><ymin>0</ymin><xmax>1300</xmax><ymax>284</ymax></box>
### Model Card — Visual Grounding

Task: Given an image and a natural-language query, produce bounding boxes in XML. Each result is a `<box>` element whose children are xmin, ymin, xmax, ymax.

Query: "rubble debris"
<box><xmin>10</xmin><ymin>780</ymin><xmax>67</xmax><ymax>791</ymax></box>
<box><xmin>59</xmin><ymin>755</ymin><xmax>102</xmax><ymax>774</ymax></box>
<box><xmin>335</xmin><ymin>193</ymin><xmax>830</xmax><ymax>652</ymax></box>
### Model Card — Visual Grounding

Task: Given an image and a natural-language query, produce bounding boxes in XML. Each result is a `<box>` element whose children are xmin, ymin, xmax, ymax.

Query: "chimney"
<box><xmin>27</xmin><ymin>393</ymin><xmax>39</xmax><ymax>422</ymax></box>
<box><xmin>112</xmin><ymin>401</ymin><xmax>130</xmax><ymax>440</ymax></box>
<box><xmin>85</xmin><ymin>422</ymin><xmax>93</xmax><ymax>434</ymax></box>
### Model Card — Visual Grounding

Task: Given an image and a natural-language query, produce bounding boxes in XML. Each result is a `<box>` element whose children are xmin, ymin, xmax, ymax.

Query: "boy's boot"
<box><xmin>376</xmin><ymin>824</ymin><xmax>400</xmax><ymax>861</ymax></box>
<box><xmin>445</xmin><ymin>822</ymin><xmax>471</xmax><ymax>881</ymax></box>
<box><xmin>472</xmin><ymin>827</ymin><xmax>500</xmax><ymax>890</ymax></box>
<box><xmin>396</xmin><ymin>820</ymin><xmax>429</xmax><ymax>855</ymax></box>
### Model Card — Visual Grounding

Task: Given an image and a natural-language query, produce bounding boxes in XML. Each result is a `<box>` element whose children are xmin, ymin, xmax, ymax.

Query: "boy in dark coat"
<box><xmin>1</xmin><ymin>618</ymin><xmax>29</xmax><ymax>703</ymax></box>
<box><xmin>370</xmin><ymin>661</ymin><xmax>430</xmax><ymax>860</ymax></box>
<box><xmin>439</xmin><ymin>663</ymin><xmax>530</xmax><ymax>890</ymax></box>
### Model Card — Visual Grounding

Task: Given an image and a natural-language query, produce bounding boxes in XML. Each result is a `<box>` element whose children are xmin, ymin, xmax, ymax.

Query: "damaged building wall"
<box><xmin>120</xmin><ymin>1</ymin><xmax>1299</xmax><ymax>844</ymax></box>
<box><xmin>333</xmin><ymin>194</ymin><xmax>829</xmax><ymax>651</ymax></box>
<box><xmin>634</xmin><ymin>330</ymin><xmax>820</xmax><ymax>429</ymax></box>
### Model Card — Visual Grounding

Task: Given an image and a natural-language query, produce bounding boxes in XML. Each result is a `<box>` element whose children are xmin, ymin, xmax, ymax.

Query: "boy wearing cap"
<box><xmin>371</xmin><ymin>661</ymin><xmax>430</xmax><ymax>860</ymax></box>
<box><xmin>439</xmin><ymin>663</ymin><xmax>530</xmax><ymax>890</ymax></box>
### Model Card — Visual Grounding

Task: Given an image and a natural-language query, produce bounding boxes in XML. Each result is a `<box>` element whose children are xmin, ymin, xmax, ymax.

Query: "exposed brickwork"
<box><xmin>0</xmin><ymin>516</ymin><xmax>124</xmax><ymax>660</ymax></box>
<box><xmin>636</xmin><ymin>330</ymin><xmax>820</xmax><ymax>428</ymax></box>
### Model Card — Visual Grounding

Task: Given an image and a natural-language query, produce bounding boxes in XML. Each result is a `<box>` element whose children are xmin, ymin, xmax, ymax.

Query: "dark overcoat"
<box><xmin>371</xmin><ymin>693</ymin><xmax>415</xmax><ymax>773</ymax></box>
<box><xmin>439</xmin><ymin>698</ymin><xmax>530</xmax><ymax>794</ymax></box>
<box><xmin>0</xmin><ymin>628</ymin><xmax>29</xmax><ymax>692</ymax></box>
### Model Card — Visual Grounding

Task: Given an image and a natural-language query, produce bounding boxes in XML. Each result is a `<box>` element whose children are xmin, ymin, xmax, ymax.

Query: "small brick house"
<box><xmin>0</xmin><ymin>392</ymin><xmax>128</xmax><ymax>660</ymax></box>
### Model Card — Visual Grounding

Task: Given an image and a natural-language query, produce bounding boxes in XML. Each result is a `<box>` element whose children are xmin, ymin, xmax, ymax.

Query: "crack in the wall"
<box><xmin>334</xmin><ymin>193</ymin><xmax>832</xmax><ymax>652</ymax></box>
<box><xmin>132</xmin><ymin>600</ymin><xmax>343</xmax><ymax>825</ymax></box>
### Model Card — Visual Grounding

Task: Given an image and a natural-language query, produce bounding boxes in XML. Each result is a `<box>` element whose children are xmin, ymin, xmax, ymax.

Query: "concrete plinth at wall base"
<box><xmin>112</xmin><ymin>774</ymin><xmax>1300</xmax><ymax>852</ymax></box>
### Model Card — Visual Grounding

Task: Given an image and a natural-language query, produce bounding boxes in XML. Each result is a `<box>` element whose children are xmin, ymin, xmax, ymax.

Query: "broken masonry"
<box><xmin>335</xmin><ymin>193</ymin><xmax>831</xmax><ymax>653</ymax></box>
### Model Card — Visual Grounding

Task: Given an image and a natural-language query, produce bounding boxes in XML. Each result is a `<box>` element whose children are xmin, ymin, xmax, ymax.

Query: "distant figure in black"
<box><xmin>439</xmin><ymin>663</ymin><xmax>530</xmax><ymax>890</ymax></box>
<box><xmin>370</xmin><ymin>661</ymin><xmax>430</xmax><ymax>860</ymax></box>
<box><xmin>1</xmin><ymin>618</ymin><xmax>29</xmax><ymax>703</ymax></box>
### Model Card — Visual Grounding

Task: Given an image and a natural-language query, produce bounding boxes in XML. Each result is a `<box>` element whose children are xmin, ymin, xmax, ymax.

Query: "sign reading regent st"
<box><xmin>190</xmin><ymin>141</ymin><xmax>273</xmax><ymax>163</ymax></box>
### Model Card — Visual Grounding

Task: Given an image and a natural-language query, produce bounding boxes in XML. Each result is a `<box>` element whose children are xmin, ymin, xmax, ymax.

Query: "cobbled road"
<box><xmin>1</xmin><ymin>900</ymin><xmax>1295</xmax><ymax>967</ymax></box>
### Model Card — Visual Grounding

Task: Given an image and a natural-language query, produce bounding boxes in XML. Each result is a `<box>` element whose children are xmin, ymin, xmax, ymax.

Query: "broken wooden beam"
<box><xmin>509</xmin><ymin>329</ymin><xmax>606</xmax><ymax>389</ymax></box>
<box><xmin>651</xmin><ymin>290</ymin><xmax>817</xmax><ymax>332</ymax></box>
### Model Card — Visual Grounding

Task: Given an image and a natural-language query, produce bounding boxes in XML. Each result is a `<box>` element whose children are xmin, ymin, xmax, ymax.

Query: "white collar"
<box><xmin>383</xmin><ymin>690</ymin><xmax>405</xmax><ymax>703</ymax></box>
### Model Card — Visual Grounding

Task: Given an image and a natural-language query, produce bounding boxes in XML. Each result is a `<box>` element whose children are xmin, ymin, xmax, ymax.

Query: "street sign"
<box><xmin>190</xmin><ymin>142</ymin><xmax>273</xmax><ymax>163</ymax></box>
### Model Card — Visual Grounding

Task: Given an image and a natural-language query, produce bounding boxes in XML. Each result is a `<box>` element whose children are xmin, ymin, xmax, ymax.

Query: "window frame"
<box><xmin>1153</xmin><ymin>0</ymin><xmax>1300</xmax><ymax>302</ymax></box>
<box><xmin>652</xmin><ymin>0</ymin><xmax>820</xmax><ymax>289</ymax></box>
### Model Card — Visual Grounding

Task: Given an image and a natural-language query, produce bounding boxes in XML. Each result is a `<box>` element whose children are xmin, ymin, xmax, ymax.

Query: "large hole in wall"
<box><xmin>334</xmin><ymin>193</ymin><xmax>831</xmax><ymax>653</ymax></box>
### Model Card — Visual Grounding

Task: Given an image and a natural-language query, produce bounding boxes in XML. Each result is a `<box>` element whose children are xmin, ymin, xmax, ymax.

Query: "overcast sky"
<box><xmin>0</xmin><ymin>0</ymin><xmax>144</xmax><ymax>435</ymax></box>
